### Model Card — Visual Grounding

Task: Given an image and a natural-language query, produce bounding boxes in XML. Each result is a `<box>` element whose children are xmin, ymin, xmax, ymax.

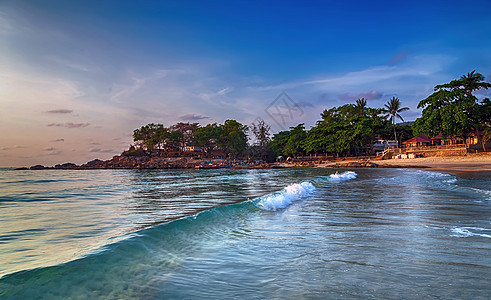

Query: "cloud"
<box><xmin>110</xmin><ymin>69</ymin><xmax>169</xmax><ymax>102</ymax></box>
<box><xmin>90</xmin><ymin>148</ymin><xmax>115</xmax><ymax>153</ymax></box>
<box><xmin>296</xmin><ymin>101</ymin><xmax>314</xmax><ymax>108</ymax></box>
<box><xmin>180</xmin><ymin>114</ymin><xmax>210</xmax><ymax>121</ymax></box>
<box><xmin>46</xmin><ymin>56</ymin><xmax>93</xmax><ymax>72</ymax></box>
<box><xmin>47</xmin><ymin>122</ymin><xmax>90</xmax><ymax>128</ymax></box>
<box><xmin>400</xmin><ymin>109</ymin><xmax>421</xmax><ymax>119</ymax></box>
<box><xmin>255</xmin><ymin>54</ymin><xmax>454</xmax><ymax>93</ymax></box>
<box><xmin>2</xmin><ymin>145</ymin><xmax>27</xmax><ymax>151</ymax></box>
<box><xmin>217</xmin><ymin>87</ymin><xmax>232</xmax><ymax>96</ymax></box>
<box><xmin>41</xmin><ymin>147</ymin><xmax>62</xmax><ymax>156</ymax></box>
<box><xmin>339</xmin><ymin>90</ymin><xmax>383</xmax><ymax>102</ymax></box>
<box><xmin>390</xmin><ymin>51</ymin><xmax>409</xmax><ymax>64</ymax></box>
<box><xmin>50</xmin><ymin>138</ymin><xmax>65</xmax><ymax>142</ymax></box>
<box><xmin>46</xmin><ymin>109</ymin><xmax>73</xmax><ymax>114</ymax></box>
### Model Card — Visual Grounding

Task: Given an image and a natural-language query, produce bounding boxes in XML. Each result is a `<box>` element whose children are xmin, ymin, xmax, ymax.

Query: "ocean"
<box><xmin>0</xmin><ymin>168</ymin><xmax>490</xmax><ymax>299</ymax></box>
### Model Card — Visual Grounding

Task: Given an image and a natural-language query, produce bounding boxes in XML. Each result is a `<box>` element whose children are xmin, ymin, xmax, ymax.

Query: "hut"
<box><xmin>403</xmin><ymin>134</ymin><xmax>432</xmax><ymax>148</ymax></box>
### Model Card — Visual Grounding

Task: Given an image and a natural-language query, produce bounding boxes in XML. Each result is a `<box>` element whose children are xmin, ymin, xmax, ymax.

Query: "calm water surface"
<box><xmin>0</xmin><ymin>168</ymin><xmax>489</xmax><ymax>299</ymax></box>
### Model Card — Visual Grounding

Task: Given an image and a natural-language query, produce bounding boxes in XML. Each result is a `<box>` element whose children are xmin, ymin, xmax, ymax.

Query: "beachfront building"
<box><xmin>184</xmin><ymin>142</ymin><xmax>202</xmax><ymax>152</ymax></box>
<box><xmin>402</xmin><ymin>134</ymin><xmax>432</xmax><ymax>148</ymax></box>
<box><xmin>372</xmin><ymin>139</ymin><xmax>398</xmax><ymax>151</ymax></box>
<box><xmin>431</xmin><ymin>130</ymin><xmax>483</xmax><ymax>146</ymax></box>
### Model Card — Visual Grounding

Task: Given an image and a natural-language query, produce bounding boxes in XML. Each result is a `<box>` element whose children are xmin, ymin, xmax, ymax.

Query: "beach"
<box><xmin>317</xmin><ymin>153</ymin><xmax>491</xmax><ymax>174</ymax></box>
<box><xmin>377</xmin><ymin>154</ymin><xmax>491</xmax><ymax>173</ymax></box>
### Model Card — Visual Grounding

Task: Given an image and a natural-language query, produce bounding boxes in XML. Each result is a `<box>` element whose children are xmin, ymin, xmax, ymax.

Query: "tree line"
<box><xmin>131</xmin><ymin>120</ymin><xmax>249</xmax><ymax>159</ymax></box>
<box><xmin>131</xmin><ymin>71</ymin><xmax>490</xmax><ymax>160</ymax></box>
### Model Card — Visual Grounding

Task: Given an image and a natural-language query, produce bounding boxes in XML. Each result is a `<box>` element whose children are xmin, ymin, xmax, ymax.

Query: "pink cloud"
<box><xmin>46</xmin><ymin>109</ymin><xmax>73</xmax><ymax>114</ymax></box>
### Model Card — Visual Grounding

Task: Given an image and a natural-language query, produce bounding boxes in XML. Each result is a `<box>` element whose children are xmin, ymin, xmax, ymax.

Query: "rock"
<box><xmin>54</xmin><ymin>163</ymin><xmax>78</xmax><ymax>169</ymax></box>
<box><xmin>30</xmin><ymin>165</ymin><xmax>48</xmax><ymax>170</ymax></box>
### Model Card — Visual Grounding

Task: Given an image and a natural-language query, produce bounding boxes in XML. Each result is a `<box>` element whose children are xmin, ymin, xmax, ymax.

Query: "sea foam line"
<box><xmin>451</xmin><ymin>227</ymin><xmax>491</xmax><ymax>238</ymax></box>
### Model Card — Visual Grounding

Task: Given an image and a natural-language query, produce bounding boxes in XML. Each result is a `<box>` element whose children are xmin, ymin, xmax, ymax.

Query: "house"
<box><xmin>402</xmin><ymin>134</ymin><xmax>432</xmax><ymax>148</ymax></box>
<box><xmin>372</xmin><ymin>139</ymin><xmax>398</xmax><ymax>151</ymax></box>
<box><xmin>432</xmin><ymin>130</ymin><xmax>482</xmax><ymax>146</ymax></box>
<box><xmin>184</xmin><ymin>142</ymin><xmax>202</xmax><ymax>152</ymax></box>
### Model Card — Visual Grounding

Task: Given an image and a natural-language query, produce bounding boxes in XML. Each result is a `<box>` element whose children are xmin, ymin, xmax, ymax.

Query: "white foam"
<box><xmin>328</xmin><ymin>171</ymin><xmax>357</xmax><ymax>181</ymax></box>
<box><xmin>451</xmin><ymin>227</ymin><xmax>491</xmax><ymax>238</ymax></box>
<box><xmin>256</xmin><ymin>181</ymin><xmax>316</xmax><ymax>211</ymax></box>
<box><xmin>470</xmin><ymin>187</ymin><xmax>491</xmax><ymax>201</ymax></box>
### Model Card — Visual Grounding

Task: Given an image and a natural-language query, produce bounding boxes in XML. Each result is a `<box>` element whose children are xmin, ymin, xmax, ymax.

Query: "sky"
<box><xmin>1</xmin><ymin>0</ymin><xmax>491</xmax><ymax>166</ymax></box>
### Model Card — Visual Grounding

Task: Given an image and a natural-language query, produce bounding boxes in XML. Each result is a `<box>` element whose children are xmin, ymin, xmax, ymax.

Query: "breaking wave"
<box><xmin>255</xmin><ymin>181</ymin><xmax>316</xmax><ymax>211</ymax></box>
<box><xmin>327</xmin><ymin>171</ymin><xmax>357</xmax><ymax>181</ymax></box>
<box><xmin>255</xmin><ymin>171</ymin><xmax>358</xmax><ymax>211</ymax></box>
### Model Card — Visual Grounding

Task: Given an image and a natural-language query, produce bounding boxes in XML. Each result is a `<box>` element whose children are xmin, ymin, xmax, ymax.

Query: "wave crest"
<box><xmin>256</xmin><ymin>182</ymin><xmax>316</xmax><ymax>211</ymax></box>
<box><xmin>328</xmin><ymin>171</ymin><xmax>357</xmax><ymax>181</ymax></box>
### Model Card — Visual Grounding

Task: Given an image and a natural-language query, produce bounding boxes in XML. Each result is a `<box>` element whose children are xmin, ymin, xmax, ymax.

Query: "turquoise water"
<box><xmin>0</xmin><ymin>168</ymin><xmax>490</xmax><ymax>299</ymax></box>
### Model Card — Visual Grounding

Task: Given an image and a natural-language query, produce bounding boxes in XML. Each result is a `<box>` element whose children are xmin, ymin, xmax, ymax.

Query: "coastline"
<box><xmin>317</xmin><ymin>153</ymin><xmax>491</xmax><ymax>175</ymax></box>
<box><xmin>13</xmin><ymin>153</ymin><xmax>491</xmax><ymax>175</ymax></box>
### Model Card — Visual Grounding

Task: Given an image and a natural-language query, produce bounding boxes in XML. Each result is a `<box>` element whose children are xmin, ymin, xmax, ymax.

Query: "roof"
<box><xmin>403</xmin><ymin>136</ymin><xmax>432</xmax><ymax>144</ymax></box>
<box><xmin>432</xmin><ymin>130</ymin><xmax>482</xmax><ymax>140</ymax></box>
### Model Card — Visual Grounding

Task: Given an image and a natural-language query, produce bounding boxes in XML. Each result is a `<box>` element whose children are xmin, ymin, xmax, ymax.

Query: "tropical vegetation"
<box><xmin>130</xmin><ymin>71</ymin><xmax>490</xmax><ymax>161</ymax></box>
<box><xmin>413</xmin><ymin>70</ymin><xmax>490</xmax><ymax>142</ymax></box>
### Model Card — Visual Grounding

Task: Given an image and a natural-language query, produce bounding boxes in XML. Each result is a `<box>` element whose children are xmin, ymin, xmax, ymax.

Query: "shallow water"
<box><xmin>0</xmin><ymin>168</ymin><xmax>490</xmax><ymax>299</ymax></box>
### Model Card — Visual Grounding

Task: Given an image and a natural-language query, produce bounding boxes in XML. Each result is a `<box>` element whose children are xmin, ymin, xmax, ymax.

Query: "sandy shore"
<box><xmin>318</xmin><ymin>153</ymin><xmax>491</xmax><ymax>174</ymax></box>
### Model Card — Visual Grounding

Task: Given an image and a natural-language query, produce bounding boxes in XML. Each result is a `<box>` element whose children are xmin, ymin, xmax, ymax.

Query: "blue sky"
<box><xmin>1</xmin><ymin>0</ymin><xmax>491</xmax><ymax>166</ymax></box>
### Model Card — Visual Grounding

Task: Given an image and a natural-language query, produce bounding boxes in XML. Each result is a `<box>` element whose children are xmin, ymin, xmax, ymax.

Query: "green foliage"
<box><xmin>270</xmin><ymin>130</ymin><xmax>290</xmax><ymax>157</ymax></box>
<box><xmin>283</xmin><ymin>124</ymin><xmax>306</xmax><ymax>157</ymax></box>
<box><xmin>132</xmin><ymin>123</ymin><xmax>168</xmax><ymax>151</ymax></box>
<box><xmin>218</xmin><ymin>120</ymin><xmax>249</xmax><ymax>158</ymax></box>
<box><xmin>355</xmin><ymin>98</ymin><xmax>367</xmax><ymax>115</ymax></box>
<box><xmin>413</xmin><ymin>70</ymin><xmax>491</xmax><ymax>140</ymax></box>
<box><xmin>194</xmin><ymin>123</ymin><xmax>223</xmax><ymax>156</ymax></box>
<box><xmin>303</xmin><ymin>104</ymin><xmax>387</xmax><ymax>156</ymax></box>
<box><xmin>130</xmin><ymin>73</ymin><xmax>491</xmax><ymax>160</ymax></box>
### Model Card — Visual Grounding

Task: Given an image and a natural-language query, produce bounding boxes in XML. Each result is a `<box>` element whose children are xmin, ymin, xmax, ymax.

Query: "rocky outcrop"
<box><xmin>76</xmin><ymin>155</ymin><xmax>199</xmax><ymax>169</ymax></box>
<box><xmin>30</xmin><ymin>165</ymin><xmax>51</xmax><ymax>170</ymax></box>
<box><xmin>25</xmin><ymin>155</ymin><xmax>217</xmax><ymax>170</ymax></box>
<box><xmin>54</xmin><ymin>163</ymin><xmax>78</xmax><ymax>169</ymax></box>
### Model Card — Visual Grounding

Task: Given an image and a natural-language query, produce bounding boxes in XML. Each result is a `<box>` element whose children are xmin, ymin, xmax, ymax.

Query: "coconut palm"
<box><xmin>383</xmin><ymin>97</ymin><xmax>409</xmax><ymax>146</ymax></box>
<box><xmin>435</xmin><ymin>70</ymin><xmax>491</xmax><ymax>92</ymax></box>
<box><xmin>355</xmin><ymin>98</ymin><xmax>367</xmax><ymax>115</ymax></box>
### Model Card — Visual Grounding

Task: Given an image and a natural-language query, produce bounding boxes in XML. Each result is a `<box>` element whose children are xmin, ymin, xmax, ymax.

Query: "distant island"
<box><xmin>18</xmin><ymin>71</ymin><xmax>490</xmax><ymax>171</ymax></box>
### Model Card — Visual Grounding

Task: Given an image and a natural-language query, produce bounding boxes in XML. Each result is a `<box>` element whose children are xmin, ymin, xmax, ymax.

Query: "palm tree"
<box><xmin>436</xmin><ymin>70</ymin><xmax>491</xmax><ymax>92</ymax></box>
<box><xmin>383</xmin><ymin>97</ymin><xmax>409</xmax><ymax>146</ymax></box>
<box><xmin>355</xmin><ymin>98</ymin><xmax>367</xmax><ymax>115</ymax></box>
